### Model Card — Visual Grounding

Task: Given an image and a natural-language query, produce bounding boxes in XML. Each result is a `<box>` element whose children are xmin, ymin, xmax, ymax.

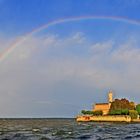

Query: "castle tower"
<box><xmin>108</xmin><ymin>90</ymin><xmax>113</xmax><ymax>108</ymax></box>
<box><xmin>108</xmin><ymin>90</ymin><xmax>113</xmax><ymax>103</ymax></box>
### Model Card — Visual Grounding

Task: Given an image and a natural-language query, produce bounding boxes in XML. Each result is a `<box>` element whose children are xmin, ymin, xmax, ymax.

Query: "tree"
<box><xmin>129</xmin><ymin>110</ymin><xmax>138</xmax><ymax>119</ymax></box>
<box><xmin>109</xmin><ymin>109</ymin><xmax>122</xmax><ymax>115</ymax></box>
<box><xmin>110</xmin><ymin>98</ymin><xmax>135</xmax><ymax>112</ymax></box>
<box><xmin>136</xmin><ymin>104</ymin><xmax>140</xmax><ymax>115</ymax></box>
<box><xmin>81</xmin><ymin>110</ymin><xmax>86</xmax><ymax>115</ymax></box>
<box><xmin>109</xmin><ymin>109</ymin><xmax>129</xmax><ymax>115</ymax></box>
<box><xmin>81</xmin><ymin>110</ymin><xmax>94</xmax><ymax>115</ymax></box>
<box><xmin>93</xmin><ymin>110</ymin><xmax>103</xmax><ymax>116</ymax></box>
<box><xmin>130</xmin><ymin>102</ymin><xmax>135</xmax><ymax>110</ymax></box>
<box><xmin>81</xmin><ymin>110</ymin><xmax>103</xmax><ymax>115</ymax></box>
<box><xmin>121</xmin><ymin>109</ymin><xmax>129</xmax><ymax>115</ymax></box>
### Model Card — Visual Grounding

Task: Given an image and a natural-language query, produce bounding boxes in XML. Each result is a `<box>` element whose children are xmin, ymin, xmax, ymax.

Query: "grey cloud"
<box><xmin>0</xmin><ymin>33</ymin><xmax>140</xmax><ymax>117</ymax></box>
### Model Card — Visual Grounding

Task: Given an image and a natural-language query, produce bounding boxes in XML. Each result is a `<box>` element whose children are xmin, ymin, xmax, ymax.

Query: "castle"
<box><xmin>93</xmin><ymin>91</ymin><xmax>113</xmax><ymax>115</ymax></box>
<box><xmin>77</xmin><ymin>91</ymin><xmax>140</xmax><ymax>122</ymax></box>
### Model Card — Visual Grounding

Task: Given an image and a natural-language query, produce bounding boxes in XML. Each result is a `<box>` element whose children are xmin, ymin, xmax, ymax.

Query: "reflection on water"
<box><xmin>0</xmin><ymin>118</ymin><xmax>140</xmax><ymax>139</ymax></box>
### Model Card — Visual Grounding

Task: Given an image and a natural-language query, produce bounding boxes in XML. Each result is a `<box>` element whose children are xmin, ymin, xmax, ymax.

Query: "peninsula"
<box><xmin>76</xmin><ymin>91</ymin><xmax>140</xmax><ymax>122</ymax></box>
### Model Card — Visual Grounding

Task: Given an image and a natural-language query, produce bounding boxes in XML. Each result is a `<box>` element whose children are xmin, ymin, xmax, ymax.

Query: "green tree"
<box><xmin>136</xmin><ymin>104</ymin><xmax>140</xmax><ymax>115</ymax></box>
<box><xmin>86</xmin><ymin>111</ymin><xmax>94</xmax><ymax>115</ymax></box>
<box><xmin>81</xmin><ymin>110</ymin><xmax>103</xmax><ymax>115</ymax></box>
<box><xmin>93</xmin><ymin>110</ymin><xmax>103</xmax><ymax>116</ymax></box>
<box><xmin>81</xmin><ymin>110</ymin><xmax>94</xmax><ymax>115</ymax></box>
<box><xmin>130</xmin><ymin>102</ymin><xmax>135</xmax><ymax>110</ymax></box>
<box><xmin>109</xmin><ymin>109</ymin><xmax>129</xmax><ymax>115</ymax></box>
<box><xmin>109</xmin><ymin>109</ymin><xmax>122</xmax><ymax>115</ymax></box>
<box><xmin>81</xmin><ymin>110</ymin><xmax>86</xmax><ymax>115</ymax></box>
<box><xmin>110</xmin><ymin>98</ymin><xmax>135</xmax><ymax>112</ymax></box>
<box><xmin>129</xmin><ymin>110</ymin><xmax>138</xmax><ymax>119</ymax></box>
<box><xmin>121</xmin><ymin>109</ymin><xmax>129</xmax><ymax>115</ymax></box>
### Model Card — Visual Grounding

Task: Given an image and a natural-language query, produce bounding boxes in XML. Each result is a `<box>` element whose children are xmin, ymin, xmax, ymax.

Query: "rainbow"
<box><xmin>1</xmin><ymin>15</ymin><xmax>140</xmax><ymax>63</ymax></box>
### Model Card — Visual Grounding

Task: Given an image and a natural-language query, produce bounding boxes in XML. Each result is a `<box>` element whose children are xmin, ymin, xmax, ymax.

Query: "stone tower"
<box><xmin>108</xmin><ymin>90</ymin><xmax>113</xmax><ymax>108</ymax></box>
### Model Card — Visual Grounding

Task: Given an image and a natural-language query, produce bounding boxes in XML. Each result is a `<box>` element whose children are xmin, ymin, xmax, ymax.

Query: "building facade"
<box><xmin>93</xmin><ymin>91</ymin><xmax>113</xmax><ymax>115</ymax></box>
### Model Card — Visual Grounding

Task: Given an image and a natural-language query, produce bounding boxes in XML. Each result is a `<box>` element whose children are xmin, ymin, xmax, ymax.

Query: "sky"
<box><xmin>0</xmin><ymin>0</ymin><xmax>140</xmax><ymax>117</ymax></box>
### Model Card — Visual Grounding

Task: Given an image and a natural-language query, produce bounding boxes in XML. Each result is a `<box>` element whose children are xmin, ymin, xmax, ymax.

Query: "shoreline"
<box><xmin>76</xmin><ymin>115</ymin><xmax>140</xmax><ymax>123</ymax></box>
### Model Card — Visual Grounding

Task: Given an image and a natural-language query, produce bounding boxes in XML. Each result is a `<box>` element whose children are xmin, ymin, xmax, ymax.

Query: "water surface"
<box><xmin>0</xmin><ymin>118</ymin><xmax>140</xmax><ymax>140</ymax></box>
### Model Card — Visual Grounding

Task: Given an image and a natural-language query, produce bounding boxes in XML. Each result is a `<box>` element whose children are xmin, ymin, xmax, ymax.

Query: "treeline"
<box><xmin>110</xmin><ymin>98</ymin><xmax>135</xmax><ymax>111</ymax></box>
<box><xmin>81</xmin><ymin>110</ymin><xmax>103</xmax><ymax>116</ymax></box>
<box><xmin>109</xmin><ymin>98</ymin><xmax>140</xmax><ymax>119</ymax></box>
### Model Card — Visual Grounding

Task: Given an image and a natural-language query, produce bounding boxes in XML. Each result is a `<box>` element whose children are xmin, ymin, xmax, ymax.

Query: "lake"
<box><xmin>0</xmin><ymin>118</ymin><xmax>140</xmax><ymax>139</ymax></box>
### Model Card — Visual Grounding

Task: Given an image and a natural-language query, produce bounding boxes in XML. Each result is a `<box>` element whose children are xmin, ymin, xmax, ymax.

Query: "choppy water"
<box><xmin>0</xmin><ymin>118</ymin><xmax>140</xmax><ymax>140</ymax></box>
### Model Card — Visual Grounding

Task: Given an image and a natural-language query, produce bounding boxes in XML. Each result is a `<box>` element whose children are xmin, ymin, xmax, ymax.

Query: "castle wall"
<box><xmin>76</xmin><ymin>115</ymin><xmax>131</xmax><ymax>122</ymax></box>
<box><xmin>93</xmin><ymin>104</ymin><xmax>110</xmax><ymax>115</ymax></box>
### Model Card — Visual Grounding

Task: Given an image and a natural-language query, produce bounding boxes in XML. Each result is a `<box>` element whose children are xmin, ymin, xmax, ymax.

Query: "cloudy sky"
<box><xmin>0</xmin><ymin>0</ymin><xmax>140</xmax><ymax>117</ymax></box>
